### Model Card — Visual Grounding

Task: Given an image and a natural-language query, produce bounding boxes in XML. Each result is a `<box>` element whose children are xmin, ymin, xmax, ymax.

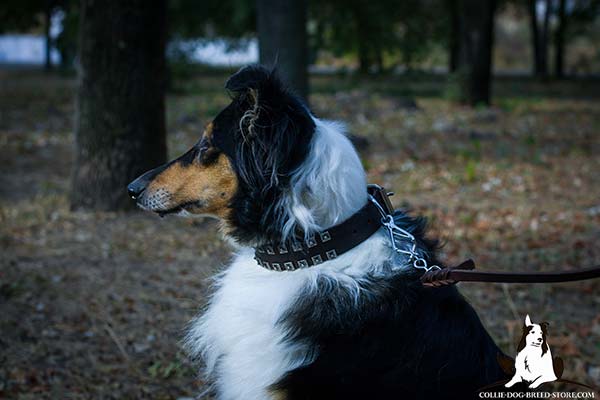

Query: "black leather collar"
<box><xmin>254</xmin><ymin>185</ymin><xmax>394</xmax><ymax>271</ymax></box>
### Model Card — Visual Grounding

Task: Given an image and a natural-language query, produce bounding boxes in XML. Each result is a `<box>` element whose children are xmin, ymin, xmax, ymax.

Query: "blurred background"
<box><xmin>1</xmin><ymin>0</ymin><xmax>599</xmax><ymax>398</ymax></box>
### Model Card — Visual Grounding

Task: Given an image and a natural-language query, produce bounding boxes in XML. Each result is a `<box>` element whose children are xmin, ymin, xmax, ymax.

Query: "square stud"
<box><xmin>291</xmin><ymin>242</ymin><xmax>303</xmax><ymax>252</ymax></box>
<box><xmin>284</xmin><ymin>262</ymin><xmax>294</xmax><ymax>271</ymax></box>
<box><xmin>306</xmin><ymin>236</ymin><xmax>317</xmax><ymax>248</ymax></box>
<box><xmin>271</xmin><ymin>263</ymin><xmax>281</xmax><ymax>271</ymax></box>
<box><xmin>319</xmin><ymin>231</ymin><xmax>331</xmax><ymax>242</ymax></box>
<box><xmin>278</xmin><ymin>244</ymin><xmax>288</xmax><ymax>254</ymax></box>
<box><xmin>326</xmin><ymin>249</ymin><xmax>338</xmax><ymax>260</ymax></box>
<box><xmin>311</xmin><ymin>255</ymin><xmax>323</xmax><ymax>265</ymax></box>
<box><xmin>266</xmin><ymin>246</ymin><xmax>275</xmax><ymax>255</ymax></box>
<box><xmin>263</xmin><ymin>262</ymin><xmax>271</xmax><ymax>269</ymax></box>
<box><xmin>297</xmin><ymin>259</ymin><xmax>309</xmax><ymax>268</ymax></box>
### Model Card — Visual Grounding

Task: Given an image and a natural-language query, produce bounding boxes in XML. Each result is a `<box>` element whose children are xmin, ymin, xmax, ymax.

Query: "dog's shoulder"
<box><xmin>275</xmin><ymin>275</ymin><xmax>506</xmax><ymax>399</ymax></box>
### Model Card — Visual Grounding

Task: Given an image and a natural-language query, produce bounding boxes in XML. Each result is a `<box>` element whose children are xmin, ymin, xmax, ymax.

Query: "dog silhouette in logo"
<box><xmin>505</xmin><ymin>315</ymin><xmax>562</xmax><ymax>389</ymax></box>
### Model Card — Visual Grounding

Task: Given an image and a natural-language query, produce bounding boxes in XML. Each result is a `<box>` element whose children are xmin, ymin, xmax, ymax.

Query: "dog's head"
<box><xmin>128</xmin><ymin>65</ymin><xmax>357</xmax><ymax>245</ymax></box>
<box><xmin>517</xmin><ymin>314</ymin><xmax>549</xmax><ymax>355</ymax></box>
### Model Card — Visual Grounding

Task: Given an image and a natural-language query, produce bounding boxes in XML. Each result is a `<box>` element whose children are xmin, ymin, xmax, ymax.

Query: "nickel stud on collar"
<box><xmin>253</xmin><ymin>184</ymin><xmax>439</xmax><ymax>273</ymax></box>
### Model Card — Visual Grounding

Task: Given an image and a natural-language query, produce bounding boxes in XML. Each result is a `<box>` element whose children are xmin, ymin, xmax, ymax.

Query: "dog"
<box><xmin>128</xmin><ymin>65</ymin><xmax>507</xmax><ymax>399</ymax></box>
<box><xmin>505</xmin><ymin>315</ymin><xmax>558</xmax><ymax>389</ymax></box>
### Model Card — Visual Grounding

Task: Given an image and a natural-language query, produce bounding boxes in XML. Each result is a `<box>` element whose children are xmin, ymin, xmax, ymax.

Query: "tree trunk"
<box><xmin>257</xmin><ymin>0</ymin><xmax>309</xmax><ymax>101</ymax></box>
<box><xmin>456</xmin><ymin>0</ymin><xmax>497</xmax><ymax>106</ymax></box>
<box><xmin>356</xmin><ymin>25</ymin><xmax>371</xmax><ymax>74</ymax></box>
<box><xmin>374</xmin><ymin>46</ymin><xmax>384</xmax><ymax>74</ymax></box>
<box><xmin>353</xmin><ymin>7</ymin><xmax>372</xmax><ymax>74</ymax></box>
<box><xmin>357</xmin><ymin>45</ymin><xmax>370</xmax><ymax>74</ymax></box>
<box><xmin>529</xmin><ymin>0</ymin><xmax>550</xmax><ymax>78</ymax></box>
<box><xmin>44</xmin><ymin>2</ymin><xmax>52</xmax><ymax>71</ymax></box>
<box><xmin>540</xmin><ymin>0</ymin><xmax>551</xmax><ymax>78</ymax></box>
<box><xmin>528</xmin><ymin>0</ymin><xmax>540</xmax><ymax>76</ymax></box>
<box><xmin>448</xmin><ymin>0</ymin><xmax>460</xmax><ymax>73</ymax></box>
<box><xmin>71</xmin><ymin>0</ymin><xmax>167</xmax><ymax>211</ymax></box>
<box><xmin>554</xmin><ymin>0</ymin><xmax>566</xmax><ymax>78</ymax></box>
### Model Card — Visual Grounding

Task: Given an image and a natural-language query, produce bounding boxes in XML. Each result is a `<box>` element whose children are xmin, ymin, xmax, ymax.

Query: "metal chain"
<box><xmin>369</xmin><ymin>195</ymin><xmax>441</xmax><ymax>273</ymax></box>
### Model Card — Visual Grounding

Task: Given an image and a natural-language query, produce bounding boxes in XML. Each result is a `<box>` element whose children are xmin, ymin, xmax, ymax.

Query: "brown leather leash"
<box><xmin>421</xmin><ymin>259</ymin><xmax>600</xmax><ymax>287</ymax></box>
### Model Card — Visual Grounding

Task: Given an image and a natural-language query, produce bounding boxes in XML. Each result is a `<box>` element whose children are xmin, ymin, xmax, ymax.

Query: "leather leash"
<box><xmin>421</xmin><ymin>259</ymin><xmax>600</xmax><ymax>287</ymax></box>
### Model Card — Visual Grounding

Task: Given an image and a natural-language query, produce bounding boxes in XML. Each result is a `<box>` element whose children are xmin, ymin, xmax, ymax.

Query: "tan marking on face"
<box><xmin>147</xmin><ymin>152</ymin><xmax>237</xmax><ymax>218</ymax></box>
<box><xmin>204</xmin><ymin>122</ymin><xmax>214</xmax><ymax>140</ymax></box>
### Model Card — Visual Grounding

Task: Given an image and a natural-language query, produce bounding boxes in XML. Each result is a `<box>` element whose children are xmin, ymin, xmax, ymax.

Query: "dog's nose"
<box><xmin>537</xmin><ymin>338</ymin><xmax>543</xmax><ymax>342</ymax></box>
<box><xmin>128</xmin><ymin>163</ymin><xmax>169</xmax><ymax>200</ymax></box>
<box><xmin>127</xmin><ymin>179</ymin><xmax>146</xmax><ymax>200</ymax></box>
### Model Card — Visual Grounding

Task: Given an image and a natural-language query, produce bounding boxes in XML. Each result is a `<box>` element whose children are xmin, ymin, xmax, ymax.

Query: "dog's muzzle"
<box><xmin>127</xmin><ymin>162</ymin><xmax>170</xmax><ymax>207</ymax></box>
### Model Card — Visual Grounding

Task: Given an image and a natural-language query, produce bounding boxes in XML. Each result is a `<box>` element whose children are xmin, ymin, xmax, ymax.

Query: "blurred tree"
<box><xmin>528</xmin><ymin>0</ymin><xmax>551</xmax><ymax>78</ymax></box>
<box><xmin>554</xmin><ymin>0</ymin><xmax>566</xmax><ymax>78</ymax></box>
<box><xmin>0</xmin><ymin>0</ymin><xmax>43</xmax><ymax>32</ymax></box>
<box><xmin>456</xmin><ymin>0</ymin><xmax>497</xmax><ymax>105</ymax></box>
<box><xmin>43</xmin><ymin>0</ymin><xmax>52</xmax><ymax>70</ymax></box>
<box><xmin>54</xmin><ymin>0</ymin><xmax>78</xmax><ymax>71</ymax></box>
<box><xmin>166</xmin><ymin>0</ymin><xmax>255</xmax><ymax>84</ymax></box>
<box><xmin>309</xmin><ymin>0</ymin><xmax>443</xmax><ymax>73</ymax></box>
<box><xmin>257</xmin><ymin>0</ymin><xmax>308</xmax><ymax>101</ymax></box>
<box><xmin>169</xmin><ymin>0</ymin><xmax>255</xmax><ymax>39</ymax></box>
<box><xmin>563</xmin><ymin>0</ymin><xmax>600</xmax><ymax>75</ymax></box>
<box><xmin>70</xmin><ymin>0</ymin><xmax>167</xmax><ymax>211</ymax></box>
<box><xmin>0</xmin><ymin>0</ymin><xmax>63</xmax><ymax>71</ymax></box>
<box><xmin>448</xmin><ymin>0</ymin><xmax>460</xmax><ymax>73</ymax></box>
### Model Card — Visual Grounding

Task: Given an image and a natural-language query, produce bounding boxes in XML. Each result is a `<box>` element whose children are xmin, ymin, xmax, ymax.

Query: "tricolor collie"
<box><xmin>128</xmin><ymin>65</ymin><xmax>506</xmax><ymax>399</ymax></box>
<box><xmin>505</xmin><ymin>315</ymin><xmax>558</xmax><ymax>389</ymax></box>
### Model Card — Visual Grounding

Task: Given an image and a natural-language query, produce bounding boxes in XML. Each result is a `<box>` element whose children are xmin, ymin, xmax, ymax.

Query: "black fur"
<box><xmin>272</xmin><ymin>211</ymin><xmax>507</xmax><ymax>399</ymax></box>
<box><xmin>209</xmin><ymin>65</ymin><xmax>316</xmax><ymax>245</ymax></box>
<box><xmin>165</xmin><ymin>66</ymin><xmax>508</xmax><ymax>398</ymax></box>
<box><xmin>518</xmin><ymin>323</ymin><xmax>550</xmax><ymax>356</ymax></box>
<box><xmin>540</xmin><ymin>323</ymin><xmax>549</xmax><ymax>355</ymax></box>
<box><xmin>517</xmin><ymin>325</ymin><xmax>532</xmax><ymax>352</ymax></box>
<box><xmin>207</xmin><ymin>68</ymin><xmax>507</xmax><ymax>397</ymax></box>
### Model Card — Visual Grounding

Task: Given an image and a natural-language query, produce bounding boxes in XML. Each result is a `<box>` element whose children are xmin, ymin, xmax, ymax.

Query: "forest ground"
<box><xmin>1</xmin><ymin>69</ymin><xmax>600</xmax><ymax>399</ymax></box>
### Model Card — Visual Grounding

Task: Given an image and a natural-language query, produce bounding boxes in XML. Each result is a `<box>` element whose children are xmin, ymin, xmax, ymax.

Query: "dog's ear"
<box><xmin>525</xmin><ymin>314</ymin><xmax>533</xmax><ymax>327</ymax></box>
<box><xmin>225</xmin><ymin>65</ymin><xmax>273</xmax><ymax>94</ymax></box>
<box><xmin>223</xmin><ymin>65</ymin><xmax>315</xmax><ymax>188</ymax></box>
<box><xmin>225</xmin><ymin>65</ymin><xmax>272</xmax><ymax>141</ymax></box>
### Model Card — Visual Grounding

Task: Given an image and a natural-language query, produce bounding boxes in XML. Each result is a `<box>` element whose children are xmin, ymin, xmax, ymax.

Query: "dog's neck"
<box><xmin>278</xmin><ymin>118</ymin><xmax>368</xmax><ymax>239</ymax></box>
<box><xmin>253</xmin><ymin>186</ymin><xmax>393</xmax><ymax>271</ymax></box>
<box><xmin>249</xmin><ymin>117</ymin><xmax>372</xmax><ymax>269</ymax></box>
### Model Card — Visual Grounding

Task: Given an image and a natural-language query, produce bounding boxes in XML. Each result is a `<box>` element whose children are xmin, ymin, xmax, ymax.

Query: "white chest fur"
<box><xmin>186</xmin><ymin>231</ymin><xmax>399</xmax><ymax>400</ymax></box>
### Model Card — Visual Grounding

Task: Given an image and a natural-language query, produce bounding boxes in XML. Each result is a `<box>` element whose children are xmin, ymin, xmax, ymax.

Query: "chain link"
<box><xmin>369</xmin><ymin>196</ymin><xmax>441</xmax><ymax>273</ymax></box>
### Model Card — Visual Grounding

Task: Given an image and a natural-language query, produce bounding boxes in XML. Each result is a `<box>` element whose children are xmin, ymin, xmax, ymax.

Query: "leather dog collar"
<box><xmin>254</xmin><ymin>185</ymin><xmax>394</xmax><ymax>271</ymax></box>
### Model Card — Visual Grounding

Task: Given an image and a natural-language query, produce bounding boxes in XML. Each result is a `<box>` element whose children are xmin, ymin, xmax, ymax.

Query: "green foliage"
<box><xmin>464</xmin><ymin>159</ymin><xmax>478</xmax><ymax>182</ymax></box>
<box><xmin>0</xmin><ymin>0</ymin><xmax>46</xmax><ymax>33</ymax></box>
<box><xmin>168</xmin><ymin>0</ymin><xmax>255</xmax><ymax>40</ymax></box>
<box><xmin>568</xmin><ymin>0</ymin><xmax>600</xmax><ymax>37</ymax></box>
<box><xmin>309</xmin><ymin>0</ymin><xmax>450</xmax><ymax>72</ymax></box>
<box><xmin>166</xmin><ymin>0</ymin><xmax>256</xmax><ymax>77</ymax></box>
<box><xmin>443</xmin><ymin>72</ymin><xmax>463</xmax><ymax>102</ymax></box>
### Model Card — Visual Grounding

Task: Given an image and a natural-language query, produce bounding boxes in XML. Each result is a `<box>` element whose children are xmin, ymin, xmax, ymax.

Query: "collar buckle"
<box><xmin>367</xmin><ymin>184</ymin><xmax>395</xmax><ymax>215</ymax></box>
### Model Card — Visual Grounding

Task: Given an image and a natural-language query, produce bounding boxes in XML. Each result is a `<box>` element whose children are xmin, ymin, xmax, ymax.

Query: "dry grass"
<box><xmin>1</xmin><ymin>69</ymin><xmax>599</xmax><ymax>399</ymax></box>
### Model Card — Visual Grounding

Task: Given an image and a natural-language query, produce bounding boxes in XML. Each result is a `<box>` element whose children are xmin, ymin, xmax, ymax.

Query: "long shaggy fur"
<box><xmin>180</xmin><ymin>65</ymin><xmax>507</xmax><ymax>399</ymax></box>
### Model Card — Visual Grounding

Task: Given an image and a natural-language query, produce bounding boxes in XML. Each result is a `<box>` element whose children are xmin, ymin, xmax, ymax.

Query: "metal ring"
<box><xmin>414</xmin><ymin>258</ymin><xmax>428</xmax><ymax>270</ymax></box>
